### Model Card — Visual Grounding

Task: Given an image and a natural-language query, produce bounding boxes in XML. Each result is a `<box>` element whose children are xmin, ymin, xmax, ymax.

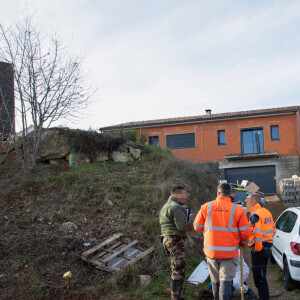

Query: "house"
<box><xmin>100</xmin><ymin>106</ymin><xmax>300</xmax><ymax>194</ymax></box>
<box><xmin>0</xmin><ymin>62</ymin><xmax>14</xmax><ymax>137</ymax></box>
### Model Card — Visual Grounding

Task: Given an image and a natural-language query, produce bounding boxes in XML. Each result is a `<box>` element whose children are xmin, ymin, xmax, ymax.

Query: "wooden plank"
<box><xmin>91</xmin><ymin>241</ymin><xmax>125</xmax><ymax>260</ymax></box>
<box><xmin>126</xmin><ymin>247</ymin><xmax>155</xmax><ymax>266</ymax></box>
<box><xmin>81</xmin><ymin>233</ymin><xmax>123</xmax><ymax>259</ymax></box>
<box><xmin>86</xmin><ymin>259</ymin><xmax>119</xmax><ymax>272</ymax></box>
<box><xmin>103</xmin><ymin>240</ymin><xmax>139</xmax><ymax>264</ymax></box>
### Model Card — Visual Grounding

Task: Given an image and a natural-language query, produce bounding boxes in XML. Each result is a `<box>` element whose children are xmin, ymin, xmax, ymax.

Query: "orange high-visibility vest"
<box><xmin>194</xmin><ymin>196</ymin><xmax>251</xmax><ymax>259</ymax></box>
<box><xmin>248</xmin><ymin>203</ymin><xmax>276</xmax><ymax>252</ymax></box>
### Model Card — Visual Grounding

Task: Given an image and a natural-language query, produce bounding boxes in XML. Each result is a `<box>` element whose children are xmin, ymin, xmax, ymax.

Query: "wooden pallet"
<box><xmin>81</xmin><ymin>233</ymin><xmax>155</xmax><ymax>272</ymax></box>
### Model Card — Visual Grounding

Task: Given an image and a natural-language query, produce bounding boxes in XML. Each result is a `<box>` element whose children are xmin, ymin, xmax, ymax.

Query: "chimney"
<box><xmin>205</xmin><ymin>109</ymin><xmax>212</xmax><ymax>116</ymax></box>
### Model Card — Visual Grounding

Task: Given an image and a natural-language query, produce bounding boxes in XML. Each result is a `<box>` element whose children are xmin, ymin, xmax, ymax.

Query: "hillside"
<box><xmin>0</xmin><ymin>145</ymin><xmax>219</xmax><ymax>299</ymax></box>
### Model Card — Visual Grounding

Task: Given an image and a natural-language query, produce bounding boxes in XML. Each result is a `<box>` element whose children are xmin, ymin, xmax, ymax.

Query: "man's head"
<box><xmin>217</xmin><ymin>183</ymin><xmax>231</xmax><ymax>197</ymax></box>
<box><xmin>171</xmin><ymin>186</ymin><xmax>187</xmax><ymax>204</ymax></box>
<box><xmin>246</xmin><ymin>193</ymin><xmax>261</xmax><ymax>212</ymax></box>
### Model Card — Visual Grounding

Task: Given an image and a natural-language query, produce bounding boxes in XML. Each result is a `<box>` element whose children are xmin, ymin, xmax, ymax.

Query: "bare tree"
<box><xmin>0</xmin><ymin>16</ymin><xmax>94</xmax><ymax>170</ymax></box>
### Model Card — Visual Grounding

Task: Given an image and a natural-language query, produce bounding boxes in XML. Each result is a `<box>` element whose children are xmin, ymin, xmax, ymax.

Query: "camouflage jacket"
<box><xmin>159</xmin><ymin>196</ymin><xmax>193</xmax><ymax>238</ymax></box>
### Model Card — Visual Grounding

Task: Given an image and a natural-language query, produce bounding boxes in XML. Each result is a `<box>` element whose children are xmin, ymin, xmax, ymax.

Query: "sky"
<box><xmin>1</xmin><ymin>0</ymin><xmax>300</xmax><ymax>130</ymax></box>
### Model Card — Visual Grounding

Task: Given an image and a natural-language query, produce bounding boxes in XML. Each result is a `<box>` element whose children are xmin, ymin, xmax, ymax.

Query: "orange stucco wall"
<box><xmin>141</xmin><ymin>113</ymin><xmax>299</xmax><ymax>163</ymax></box>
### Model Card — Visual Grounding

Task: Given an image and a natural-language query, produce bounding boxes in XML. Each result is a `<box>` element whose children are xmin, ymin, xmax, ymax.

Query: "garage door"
<box><xmin>225</xmin><ymin>166</ymin><xmax>276</xmax><ymax>193</ymax></box>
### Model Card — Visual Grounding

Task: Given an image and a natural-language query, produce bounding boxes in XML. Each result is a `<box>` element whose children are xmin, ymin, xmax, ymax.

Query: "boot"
<box><xmin>246</xmin><ymin>288</ymin><xmax>259</xmax><ymax>300</ymax></box>
<box><xmin>219</xmin><ymin>281</ymin><xmax>233</xmax><ymax>300</ymax></box>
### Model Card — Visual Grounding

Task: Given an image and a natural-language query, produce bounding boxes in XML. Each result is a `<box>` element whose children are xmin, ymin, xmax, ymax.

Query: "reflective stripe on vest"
<box><xmin>194</xmin><ymin>222</ymin><xmax>204</xmax><ymax>228</ymax></box>
<box><xmin>204</xmin><ymin>202</ymin><xmax>248</xmax><ymax>232</ymax></box>
<box><xmin>204</xmin><ymin>244</ymin><xmax>240</xmax><ymax>251</ymax></box>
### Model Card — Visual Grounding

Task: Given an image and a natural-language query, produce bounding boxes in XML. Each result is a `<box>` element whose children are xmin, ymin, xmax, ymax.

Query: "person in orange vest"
<box><xmin>247</xmin><ymin>193</ymin><xmax>276</xmax><ymax>300</ymax></box>
<box><xmin>194</xmin><ymin>183</ymin><xmax>251</xmax><ymax>300</ymax></box>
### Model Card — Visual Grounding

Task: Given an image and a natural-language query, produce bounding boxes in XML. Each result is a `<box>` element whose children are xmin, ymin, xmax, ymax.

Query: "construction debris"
<box><xmin>280</xmin><ymin>177</ymin><xmax>300</xmax><ymax>206</ymax></box>
<box><xmin>81</xmin><ymin>233</ymin><xmax>154</xmax><ymax>272</ymax></box>
<box><xmin>187</xmin><ymin>260</ymin><xmax>210</xmax><ymax>285</ymax></box>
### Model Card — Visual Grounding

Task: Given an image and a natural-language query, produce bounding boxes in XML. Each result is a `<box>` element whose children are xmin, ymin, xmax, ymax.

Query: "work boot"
<box><xmin>246</xmin><ymin>288</ymin><xmax>259</xmax><ymax>300</ymax></box>
<box><xmin>220</xmin><ymin>281</ymin><xmax>233</xmax><ymax>300</ymax></box>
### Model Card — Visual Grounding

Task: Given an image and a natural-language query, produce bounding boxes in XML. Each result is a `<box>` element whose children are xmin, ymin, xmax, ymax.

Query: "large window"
<box><xmin>271</xmin><ymin>125</ymin><xmax>279</xmax><ymax>141</ymax></box>
<box><xmin>218</xmin><ymin>130</ymin><xmax>226</xmax><ymax>145</ymax></box>
<box><xmin>149</xmin><ymin>136</ymin><xmax>159</xmax><ymax>147</ymax></box>
<box><xmin>241</xmin><ymin>128</ymin><xmax>264</xmax><ymax>154</ymax></box>
<box><xmin>166</xmin><ymin>133</ymin><xmax>195</xmax><ymax>149</ymax></box>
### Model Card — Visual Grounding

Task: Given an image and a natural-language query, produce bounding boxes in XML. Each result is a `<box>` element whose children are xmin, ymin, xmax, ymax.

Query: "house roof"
<box><xmin>100</xmin><ymin>105</ymin><xmax>300</xmax><ymax>131</ymax></box>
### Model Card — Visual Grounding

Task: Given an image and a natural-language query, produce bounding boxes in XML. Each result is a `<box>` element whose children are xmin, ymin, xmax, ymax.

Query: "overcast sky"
<box><xmin>1</xmin><ymin>0</ymin><xmax>300</xmax><ymax>130</ymax></box>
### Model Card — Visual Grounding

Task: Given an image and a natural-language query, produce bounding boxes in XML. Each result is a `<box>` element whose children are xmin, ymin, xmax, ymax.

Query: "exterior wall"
<box><xmin>0</xmin><ymin>62</ymin><xmax>14</xmax><ymax>136</ymax></box>
<box><xmin>219</xmin><ymin>156</ymin><xmax>300</xmax><ymax>193</ymax></box>
<box><xmin>297</xmin><ymin>110</ymin><xmax>300</xmax><ymax>155</ymax></box>
<box><xmin>141</xmin><ymin>113</ymin><xmax>299</xmax><ymax>163</ymax></box>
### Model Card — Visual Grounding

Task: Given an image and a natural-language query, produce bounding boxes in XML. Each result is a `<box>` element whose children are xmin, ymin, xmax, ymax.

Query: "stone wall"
<box><xmin>0</xmin><ymin>62</ymin><xmax>14</xmax><ymax>137</ymax></box>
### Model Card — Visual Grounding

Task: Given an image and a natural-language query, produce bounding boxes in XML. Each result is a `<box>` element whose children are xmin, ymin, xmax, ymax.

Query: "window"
<box><xmin>282</xmin><ymin>212</ymin><xmax>298</xmax><ymax>233</ymax></box>
<box><xmin>218</xmin><ymin>130</ymin><xmax>226</xmax><ymax>145</ymax></box>
<box><xmin>271</xmin><ymin>125</ymin><xmax>279</xmax><ymax>141</ymax></box>
<box><xmin>276</xmin><ymin>211</ymin><xmax>290</xmax><ymax>231</ymax></box>
<box><xmin>149</xmin><ymin>136</ymin><xmax>159</xmax><ymax>147</ymax></box>
<box><xmin>241</xmin><ymin>128</ymin><xmax>264</xmax><ymax>154</ymax></box>
<box><xmin>166</xmin><ymin>133</ymin><xmax>195</xmax><ymax>149</ymax></box>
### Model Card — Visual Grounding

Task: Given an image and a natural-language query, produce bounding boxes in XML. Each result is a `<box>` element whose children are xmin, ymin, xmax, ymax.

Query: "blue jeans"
<box><xmin>251</xmin><ymin>247</ymin><xmax>271</xmax><ymax>300</ymax></box>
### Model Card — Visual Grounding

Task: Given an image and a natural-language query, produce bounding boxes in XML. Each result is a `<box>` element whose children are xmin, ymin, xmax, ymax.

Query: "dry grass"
<box><xmin>0</xmin><ymin>144</ymin><xmax>219</xmax><ymax>299</ymax></box>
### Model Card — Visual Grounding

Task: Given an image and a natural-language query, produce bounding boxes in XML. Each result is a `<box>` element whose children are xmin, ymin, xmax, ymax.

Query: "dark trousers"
<box><xmin>251</xmin><ymin>247</ymin><xmax>271</xmax><ymax>300</ymax></box>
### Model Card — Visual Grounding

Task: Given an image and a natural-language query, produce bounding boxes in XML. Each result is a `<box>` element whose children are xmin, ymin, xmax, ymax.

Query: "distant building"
<box><xmin>0</xmin><ymin>61</ymin><xmax>14</xmax><ymax>137</ymax></box>
<box><xmin>100</xmin><ymin>106</ymin><xmax>300</xmax><ymax>194</ymax></box>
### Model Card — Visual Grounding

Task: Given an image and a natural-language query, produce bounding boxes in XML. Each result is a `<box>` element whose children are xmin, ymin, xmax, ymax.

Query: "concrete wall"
<box><xmin>218</xmin><ymin>155</ymin><xmax>300</xmax><ymax>193</ymax></box>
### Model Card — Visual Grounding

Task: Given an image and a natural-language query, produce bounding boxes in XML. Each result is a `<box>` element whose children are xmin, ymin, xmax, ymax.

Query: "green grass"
<box><xmin>0</xmin><ymin>143</ymin><xmax>219</xmax><ymax>299</ymax></box>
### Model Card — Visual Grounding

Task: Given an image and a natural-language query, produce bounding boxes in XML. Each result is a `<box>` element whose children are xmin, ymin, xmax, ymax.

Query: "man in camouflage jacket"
<box><xmin>159</xmin><ymin>186</ymin><xmax>194</xmax><ymax>300</ymax></box>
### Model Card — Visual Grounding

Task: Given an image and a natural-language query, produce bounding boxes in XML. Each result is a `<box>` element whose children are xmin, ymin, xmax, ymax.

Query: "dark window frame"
<box><xmin>148</xmin><ymin>136</ymin><xmax>159</xmax><ymax>147</ymax></box>
<box><xmin>218</xmin><ymin>130</ymin><xmax>226</xmax><ymax>145</ymax></box>
<box><xmin>240</xmin><ymin>127</ymin><xmax>264</xmax><ymax>154</ymax></box>
<box><xmin>166</xmin><ymin>132</ymin><xmax>195</xmax><ymax>150</ymax></box>
<box><xmin>271</xmin><ymin>125</ymin><xmax>279</xmax><ymax>141</ymax></box>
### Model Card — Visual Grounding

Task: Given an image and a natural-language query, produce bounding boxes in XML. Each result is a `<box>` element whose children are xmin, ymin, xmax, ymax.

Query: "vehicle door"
<box><xmin>273</xmin><ymin>211</ymin><xmax>291</xmax><ymax>268</ymax></box>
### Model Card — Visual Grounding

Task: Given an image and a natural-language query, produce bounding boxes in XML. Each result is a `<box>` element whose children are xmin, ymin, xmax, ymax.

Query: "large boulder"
<box><xmin>129</xmin><ymin>148</ymin><xmax>141</xmax><ymax>160</ymax></box>
<box><xmin>36</xmin><ymin>129</ymin><xmax>73</xmax><ymax>161</ymax></box>
<box><xmin>66</xmin><ymin>152</ymin><xmax>91</xmax><ymax>165</ymax></box>
<box><xmin>0</xmin><ymin>141</ymin><xmax>14</xmax><ymax>154</ymax></box>
<box><xmin>0</xmin><ymin>151</ymin><xmax>17</xmax><ymax>164</ymax></box>
<box><xmin>95</xmin><ymin>151</ymin><xmax>109</xmax><ymax>162</ymax></box>
<box><xmin>112</xmin><ymin>151</ymin><xmax>133</xmax><ymax>162</ymax></box>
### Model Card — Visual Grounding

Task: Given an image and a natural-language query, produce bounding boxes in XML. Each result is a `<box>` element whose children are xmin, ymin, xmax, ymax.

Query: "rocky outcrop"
<box><xmin>36</xmin><ymin>129</ymin><xmax>73</xmax><ymax>161</ymax></box>
<box><xmin>1</xmin><ymin>128</ymin><xmax>143</xmax><ymax>165</ymax></box>
<box><xmin>129</xmin><ymin>148</ymin><xmax>141</xmax><ymax>160</ymax></box>
<box><xmin>66</xmin><ymin>152</ymin><xmax>91</xmax><ymax>165</ymax></box>
<box><xmin>112</xmin><ymin>151</ymin><xmax>133</xmax><ymax>162</ymax></box>
<box><xmin>95</xmin><ymin>151</ymin><xmax>109</xmax><ymax>162</ymax></box>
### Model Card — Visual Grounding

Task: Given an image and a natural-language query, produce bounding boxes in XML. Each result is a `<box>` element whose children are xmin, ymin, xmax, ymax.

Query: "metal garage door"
<box><xmin>225</xmin><ymin>166</ymin><xmax>276</xmax><ymax>193</ymax></box>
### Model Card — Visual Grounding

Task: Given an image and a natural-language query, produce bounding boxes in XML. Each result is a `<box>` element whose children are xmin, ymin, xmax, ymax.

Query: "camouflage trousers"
<box><xmin>163</xmin><ymin>236</ymin><xmax>185</xmax><ymax>300</ymax></box>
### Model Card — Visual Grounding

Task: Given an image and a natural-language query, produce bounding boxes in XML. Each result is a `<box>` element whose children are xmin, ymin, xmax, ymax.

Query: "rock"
<box><xmin>36</xmin><ymin>129</ymin><xmax>73</xmax><ymax>161</ymax></box>
<box><xmin>129</xmin><ymin>148</ymin><xmax>141</xmax><ymax>160</ymax></box>
<box><xmin>95</xmin><ymin>151</ymin><xmax>109</xmax><ymax>162</ymax></box>
<box><xmin>66</xmin><ymin>152</ymin><xmax>91</xmax><ymax>165</ymax></box>
<box><xmin>107</xmin><ymin>200</ymin><xmax>113</xmax><ymax>206</ymax></box>
<box><xmin>0</xmin><ymin>141</ymin><xmax>14</xmax><ymax>154</ymax></box>
<box><xmin>49</xmin><ymin>159</ymin><xmax>67</xmax><ymax>166</ymax></box>
<box><xmin>0</xmin><ymin>151</ymin><xmax>17</xmax><ymax>164</ymax></box>
<box><xmin>138</xmin><ymin>275</ymin><xmax>152</xmax><ymax>288</ymax></box>
<box><xmin>112</xmin><ymin>151</ymin><xmax>133</xmax><ymax>162</ymax></box>
<box><xmin>60</xmin><ymin>222</ymin><xmax>78</xmax><ymax>233</ymax></box>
